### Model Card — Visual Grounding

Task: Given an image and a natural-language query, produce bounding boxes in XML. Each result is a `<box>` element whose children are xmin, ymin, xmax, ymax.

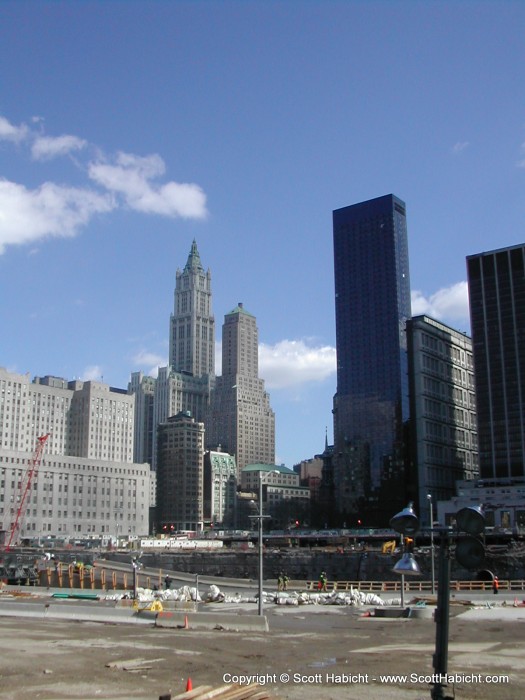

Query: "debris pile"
<box><xmin>106</xmin><ymin>585</ymin><xmax>387</xmax><ymax>607</ymax></box>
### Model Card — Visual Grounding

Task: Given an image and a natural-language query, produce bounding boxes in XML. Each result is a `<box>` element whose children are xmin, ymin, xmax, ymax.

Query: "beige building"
<box><xmin>0</xmin><ymin>367</ymin><xmax>149</xmax><ymax>542</ymax></box>
<box><xmin>207</xmin><ymin>304</ymin><xmax>275</xmax><ymax>473</ymax></box>
<box><xmin>203</xmin><ymin>448</ymin><xmax>237</xmax><ymax>527</ymax></box>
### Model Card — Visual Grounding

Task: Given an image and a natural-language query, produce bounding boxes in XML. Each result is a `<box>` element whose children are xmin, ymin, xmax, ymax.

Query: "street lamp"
<box><xmin>390</xmin><ymin>504</ymin><xmax>421</xmax><ymax>607</ymax></box>
<box><xmin>131</xmin><ymin>553</ymin><xmax>142</xmax><ymax>600</ymax></box>
<box><xmin>390</xmin><ymin>503</ymin><xmax>485</xmax><ymax>700</ymax></box>
<box><xmin>249</xmin><ymin>469</ymin><xmax>278</xmax><ymax>616</ymax></box>
<box><xmin>427</xmin><ymin>493</ymin><xmax>436</xmax><ymax>595</ymax></box>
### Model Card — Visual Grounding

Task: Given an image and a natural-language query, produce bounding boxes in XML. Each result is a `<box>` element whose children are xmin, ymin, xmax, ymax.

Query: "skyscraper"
<box><xmin>169</xmin><ymin>239</ymin><xmax>215</xmax><ymax>377</ymax></box>
<box><xmin>467</xmin><ymin>244</ymin><xmax>525</xmax><ymax>480</ymax></box>
<box><xmin>157</xmin><ymin>411</ymin><xmax>205</xmax><ymax>532</ymax></box>
<box><xmin>332</xmin><ymin>194</ymin><xmax>412</xmax><ymax>525</ymax></box>
<box><xmin>407</xmin><ymin>315</ymin><xmax>478</xmax><ymax>525</ymax></box>
<box><xmin>131</xmin><ymin>241</ymin><xmax>215</xmax><ymax>470</ymax></box>
<box><xmin>207</xmin><ymin>303</ymin><xmax>275</xmax><ymax>473</ymax></box>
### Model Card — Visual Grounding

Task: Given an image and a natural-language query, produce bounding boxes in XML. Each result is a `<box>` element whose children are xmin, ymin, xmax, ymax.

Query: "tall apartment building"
<box><xmin>467</xmin><ymin>243</ymin><xmax>525</xmax><ymax>480</ymax></box>
<box><xmin>207</xmin><ymin>303</ymin><xmax>275</xmax><ymax>473</ymax></box>
<box><xmin>156</xmin><ymin>411</ymin><xmax>204</xmax><ymax>531</ymax></box>
<box><xmin>332</xmin><ymin>194</ymin><xmax>412</xmax><ymax>525</ymax></box>
<box><xmin>407</xmin><ymin>315</ymin><xmax>479</xmax><ymax>525</ymax></box>
<box><xmin>0</xmin><ymin>367</ymin><xmax>150</xmax><ymax>541</ymax></box>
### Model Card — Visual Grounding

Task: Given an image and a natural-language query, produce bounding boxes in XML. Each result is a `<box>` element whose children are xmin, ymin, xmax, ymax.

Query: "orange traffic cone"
<box><xmin>186</xmin><ymin>677</ymin><xmax>193</xmax><ymax>691</ymax></box>
<box><xmin>184</xmin><ymin>614</ymin><xmax>189</xmax><ymax>629</ymax></box>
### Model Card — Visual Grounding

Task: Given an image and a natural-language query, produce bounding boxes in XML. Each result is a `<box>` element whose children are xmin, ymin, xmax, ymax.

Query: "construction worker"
<box><xmin>318</xmin><ymin>571</ymin><xmax>328</xmax><ymax>591</ymax></box>
<box><xmin>493</xmin><ymin>576</ymin><xmax>499</xmax><ymax>595</ymax></box>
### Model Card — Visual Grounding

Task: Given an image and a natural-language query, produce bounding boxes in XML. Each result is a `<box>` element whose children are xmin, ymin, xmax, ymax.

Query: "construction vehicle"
<box><xmin>381</xmin><ymin>540</ymin><xmax>397</xmax><ymax>554</ymax></box>
<box><xmin>3</xmin><ymin>434</ymin><xmax>50</xmax><ymax>551</ymax></box>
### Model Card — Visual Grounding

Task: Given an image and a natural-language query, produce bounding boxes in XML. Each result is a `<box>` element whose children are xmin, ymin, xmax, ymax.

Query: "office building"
<box><xmin>438</xmin><ymin>477</ymin><xmax>525</xmax><ymax>534</ymax></box>
<box><xmin>169</xmin><ymin>239</ymin><xmax>215</xmax><ymax>377</ymax></box>
<box><xmin>156</xmin><ymin>411</ymin><xmax>205</xmax><ymax>532</ymax></box>
<box><xmin>129</xmin><ymin>371</ymin><xmax>156</xmax><ymax>467</ymax></box>
<box><xmin>207</xmin><ymin>304</ymin><xmax>275</xmax><ymax>473</ymax></box>
<box><xmin>407</xmin><ymin>315</ymin><xmax>478</xmax><ymax>525</ymax></box>
<box><xmin>467</xmin><ymin>244</ymin><xmax>525</xmax><ymax>480</ymax></box>
<box><xmin>0</xmin><ymin>367</ymin><xmax>150</xmax><ymax>541</ymax></box>
<box><xmin>240</xmin><ymin>463</ymin><xmax>310</xmax><ymax>528</ymax></box>
<box><xmin>203</xmin><ymin>448</ymin><xmax>237</xmax><ymax>527</ymax></box>
<box><xmin>131</xmin><ymin>241</ymin><xmax>215</xmax><ymax>470</ymax></box>
<box><xmin>332</xmin><ymin>194</ymin><xmax>412</xmax><ymax>525</ymax></box>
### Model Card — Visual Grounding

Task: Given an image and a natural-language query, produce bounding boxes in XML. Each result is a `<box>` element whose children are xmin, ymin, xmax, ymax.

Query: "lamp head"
<box><xmin>390</xmin><ymin>503</ymin><xmax>420</xmax><ymax>536</ymax></box>
<box><xmin>392</xmin><ymin>553</ymin><xmax>421</xmax><ymax>577</ymax></box>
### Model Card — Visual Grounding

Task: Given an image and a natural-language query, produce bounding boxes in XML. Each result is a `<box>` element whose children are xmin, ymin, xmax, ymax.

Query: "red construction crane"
<box><xmin>4</xmin><ymin>434</ymin><xmax>50</xmax><ymax>551</ymax></box>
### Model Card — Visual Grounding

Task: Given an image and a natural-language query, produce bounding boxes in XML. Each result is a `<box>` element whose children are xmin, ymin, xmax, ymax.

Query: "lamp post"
<box><xmin>391</xmin><ymin>503</ymin><xmax>485</xmax><ymax>700</ymax></box>
<box><xmin>390</xmin><ymin>504</ymin><xmax>422</xmax><ymax>608</ymax></box>
<box><xmin>427</xmin><ymin>493</ymin><xmax>436</xmax><ymax>596</ymax></box>
<box><xmin>250</xmin><ymin>469</ymin><xmax>277</xmax><ymax>616</ymax></box>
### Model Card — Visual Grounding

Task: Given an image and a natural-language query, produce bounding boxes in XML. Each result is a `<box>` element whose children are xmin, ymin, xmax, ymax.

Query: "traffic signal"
<box><xmin>454</xmin><ymin>506</ymin><xmax>485</xmax><ymax>569</ymax></box>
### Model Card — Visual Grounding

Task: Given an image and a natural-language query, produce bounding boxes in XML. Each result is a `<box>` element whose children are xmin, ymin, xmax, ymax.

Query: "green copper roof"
<box><xmin>184</xmin><ymin>239</ymin><xmax>204</xmax><ymax>272</ymax></box>
<box><xmin>227</xmin><ymin>302</ymin><xmax>254</xmax><ymax>317</ymax></box>
<box><xmin>242</xmin><ymin>463</ymin><xmax>294</xmax><ymax>475</ymax></box>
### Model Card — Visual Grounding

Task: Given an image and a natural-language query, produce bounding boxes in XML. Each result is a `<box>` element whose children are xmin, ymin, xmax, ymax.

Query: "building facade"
<box><xmin>0</xmin><ymin>367</ymin><xmax>149</xmax><ymax>542</ymax></box>
<box><xmin>240</xmin><ymin>463</ymin><xmax>310</xmax><ymax>528</ymax></box>
<box><xmin>467</xmin><ymin>244</ymin><xmax>525</xmax><ymax>480</ymax></box>
<box><xmin>407</xmin><ymin>315</ymin><xmax>479</xmax><ymax>525</ymax></box>
<box><xmin>203</xmin><ymin>448</ymin><xmax>237</xmax><ymax>527</ymax></box>
<box><xmin>131</xmin><ymin>241</ymin><xmax>215</xmax><ymax>471</ymax></box>
<box><xmin>207</xmin><ymin>303</ymin><xmax>275</xmax><ymax>473</ymax></box>
<box><xmin>332</xmin><ymin>194</ymin><xmax>412</xmax><ymax>525</ymax></box>
<box><xmin>156</xmin><ymin>411</ymin><xmax>205</xmax><ymax>532</ymax></box>
<box><xmin>169</xmin><ymin>239</ymin><xmax>215</xmax><ymax>377</ymax></box>
<box><xmin>438</xmin><ymin>477</ymin><xmax>525</xmax><ymax>535</ymax></box>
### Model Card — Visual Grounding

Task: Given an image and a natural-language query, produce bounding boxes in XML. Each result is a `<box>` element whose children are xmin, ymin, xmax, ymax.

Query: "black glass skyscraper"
<box><xmin>467</xmin><ymin>244</ymin><xmax>525</xmax><ymax>480</ymax></box>
<box><xmin>332</xmin><ymin>194</ymin><xmax>412</xmax><ymax>525</ymax></box>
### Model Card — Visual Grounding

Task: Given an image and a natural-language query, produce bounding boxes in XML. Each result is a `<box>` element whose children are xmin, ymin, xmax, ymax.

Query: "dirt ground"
<box><xmin>0</xmin><ymin>600</ymin><xmax>524</xmax><ymax>700</ymax></box>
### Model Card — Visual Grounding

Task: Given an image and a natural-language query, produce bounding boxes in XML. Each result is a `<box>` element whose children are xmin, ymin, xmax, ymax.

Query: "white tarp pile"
<box><xmin>106</xmin><ymin>585</ymin><xmax>385</xmax><ymax>607</ymax></box>
<box><xmin>105</xmin><ymin>585</ymin><xmax>202</xmax><ymax>602</ymax></box>
<box><xmin>272</xmin><ymin>588</ymin><xmax>385</xmax><ymax>607</ymax></box>
<box><xmin>206</xmin><ymin>585</ymin><xmax>385</xmax><ymax>607</ymax></box>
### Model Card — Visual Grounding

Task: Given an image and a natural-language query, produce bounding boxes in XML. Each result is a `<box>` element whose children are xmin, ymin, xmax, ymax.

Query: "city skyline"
<box><xmin>1</xmin><ymin>1</ymin><xmax>524</xmax><ymax>467</ymax></box>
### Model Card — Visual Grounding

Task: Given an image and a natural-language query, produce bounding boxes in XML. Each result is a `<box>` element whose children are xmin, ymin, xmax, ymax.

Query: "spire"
<box><xmin>184</xmin><ymin>239</ymin><xmax>204</xmax><ymax>272</ymax></box>
<box><xmin>325</xmin><ymin>427</ymin><xmax>329</xmax><ymax>451</ymax></box>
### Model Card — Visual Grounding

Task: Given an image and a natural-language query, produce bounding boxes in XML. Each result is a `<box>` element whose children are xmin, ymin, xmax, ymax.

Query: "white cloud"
<box><xmin>81</xmin><ymin>365</ymin><xmax>103</xmax><ymax>381</ymax></box>
<box><xmin>452</xmin><ymin>141</ymin><xmax>469</xmax><ymax>154</ymax></box>
<box><xmin>31</xmin><ymin>134</ymin><xmax>87</xmax><ymax>161</ymax></box>
<box><xmin>411</xmin><ymin>281</ymin><xmax>470</xmax><ymax>327</ymax></box>
<box><xmin>132</xmin><ymin>350</ymin><xmax>168</xmax><ymax>377</ymax></box>
<box><xmin>0</xmin><ymin>113</ymin><xmax>209</xmax><ymax>254</ymax></box>
<box><xmin>0</xmin><ymin>115</ymin><xmax>28</xmax><ymax>142</ymax></box>
<box><xmin>88</xmin><ymin>151</ymin><xmax>208</xmax><ymax>219</ymax></box>
<box><xmin>259</xmin><ymin>339</ymin><xmax>336</xmax><ymax>390</ymax></box>
<box><xmin>131</xmin><ymin>339</ymin><xmax>336</xmax><ymax>391</ymax></box>
<box><xmin>0</xmin><ymin>179</ymin><xmax>114</xmax><ymax>254</ymax></box>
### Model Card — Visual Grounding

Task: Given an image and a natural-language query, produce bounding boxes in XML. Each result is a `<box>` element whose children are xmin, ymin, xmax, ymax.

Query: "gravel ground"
<box><xmin>0</xmin><ymin>597</ymin><xmax>524</xmax><ymax>700</ymax></box>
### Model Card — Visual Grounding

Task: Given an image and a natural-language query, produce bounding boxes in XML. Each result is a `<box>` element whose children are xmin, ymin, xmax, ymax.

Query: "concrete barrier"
<box><xmin>156</xmin><ymin>611</ymin><xmax>269</xmax><ymax>632</ymax></box>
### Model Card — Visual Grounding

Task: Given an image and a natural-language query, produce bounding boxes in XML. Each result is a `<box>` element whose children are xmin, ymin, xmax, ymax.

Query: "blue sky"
<box><xmin>1</xmin><ymin>0</ymin><xmax>524</xmax><ymax>467</ymax></box>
